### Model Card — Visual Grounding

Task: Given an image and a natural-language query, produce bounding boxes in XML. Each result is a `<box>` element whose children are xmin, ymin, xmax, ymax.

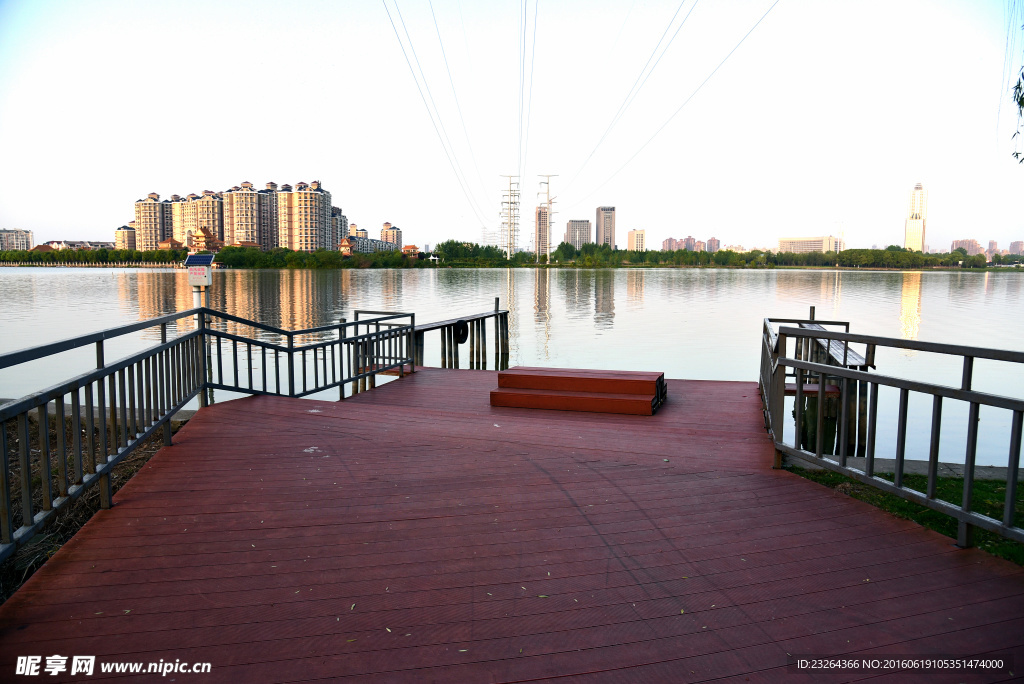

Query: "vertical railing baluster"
<box><xmin>261</xmin><ymin>345</ymin><xmax>268</xmax><ymax>394</ymax></box>
<box><xmin>815</xmin><ymin>379</ymin><xmax>825</xmax><ymax>458</ymax></box>
<box><xmin>794</xmin><ymin>359</ymin><xmax>804</xmax><ymax>450</ymax></box>
<box><xmin>480</xmin><ymin>315</ymin><xmax>487</xmax><ymax>371</ymax></box>
<box><xmin>70</xmin><ymin>387</ymin><xmax>83</xmax><ymax>485</ymax></box>
<box><xmin>927</xmin><ymin>395</ymin><xmax>942</xmax><ymax>499</ymax></box>
<box><xmin>894</xmin><ymin>388</ymin><xmax>909</xmax><ymax>488</ymax></box>
<box><xmin>232</xmin><ymin>339</ymin><xmax>239</xmax><ymax>390</ymax></box>
<box><xmin>84</xmin><ymin>383</ymin><xmax>96</xmax><ymax>473</ymax></box>
<box><xmin>107</xmin><ymin>373</ymin><xmax>118</xmax><ymax>453</ymax></box>
<box><xmin>1003</xmin><ymin>410</ymin><xmax>1022</xmax><ymax>528</ymax></box>
<box><xmin>127</xmin><ymin>364</ymin><xmax>137</xmax><ymax>437</ymax></box>
<box><xmin>287</xmin><ymin>334</ymin><xmax>295</xmax><ymax>397</ymax></box>
<box><xmin>36</xmin><ymin>404</ymin><xmax>53</xmax><ymax>510</ymax></box>
<box><xmin>866</xmin><ymin>383</ymin><xmax>878</xmax><ymax>477</ymax></box>
<box><xmin>339</xmin><ymin>321</ymin><xmax>347</xmax><ymax>400</ymax></box>
<box><xmin>313</xmin><ymin>347</ymin><xmax>320</xmax><ymax>390</ymax></box>
<box><xmin>247</xmin><ymin>342</ymin><xmax>254</xmax><ymax>390</ymax></box>
<box><xmin>53</xmin><ymin>395</ymin><xmax>68</xmax><ymax>497</ymax></box>
<box><xmin>274</xmin><ymin>349</ymin><xmax>281</xmax><ymax>395</ymax></box>
<box><xmin>54</xmin><ymin>395</ymin><xmax>68</xmax><ymax>497</ymax></box>
<box><xmin>302</xmin><ymin>348</ymin><xmax>308</xmax><ymax>394</ymax></box>
<box><xmin>0</xmin><ymin>422</ymin><xmax>13</xmax><ymax>544</ymax></box>
<box><xmin>838</xmin><ymin>377</ymin><xmax>849</xmax><ymax>467</ymax></box>
<box><xmin>958</xmin><ymin>402</ymin><xmax>980</xmax><ymax>548</ymax></box>
<box><xmin>118</xmin><ymin>369</ymin><xmax>129</xmax><ymax>450</ymax></box>
<box><xmin>17</xmin><ymin>413</ymin><xmax>33</xmax><ymax>530</ymax></box>
<box><xmin>216</xmin><ymin>335</ymin><xmax>224</xmax><ymax>384</ymax></box>
<box><xmin>441</xmin><ymin>325</ymin><xmax>448</xmax><ymax>369</ymax></box>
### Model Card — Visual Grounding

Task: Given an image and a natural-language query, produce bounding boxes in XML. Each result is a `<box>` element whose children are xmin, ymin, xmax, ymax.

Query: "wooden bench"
<box><xmin>490</xmin><ymin>367</ymin><xmax>666</xmax><ymax>415</ymax></box>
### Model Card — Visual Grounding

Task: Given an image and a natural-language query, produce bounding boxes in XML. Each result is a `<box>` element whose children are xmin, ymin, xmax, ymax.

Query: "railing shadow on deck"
<box><xmin>760</xmin><ymin>316</ymin><xmax>1024</xmax><ymax>548</ymax></box>
<box><xmin>0</xmin><ymin>303</ymin><xmax>510</xmax><ymax>564</ymax></box>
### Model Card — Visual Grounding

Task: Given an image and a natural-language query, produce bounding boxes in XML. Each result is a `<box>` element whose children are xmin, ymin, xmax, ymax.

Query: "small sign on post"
<box><xmin>185</xmin><ymin>254</ymin><xmax>214</xmax><ymax>287</ymax></box>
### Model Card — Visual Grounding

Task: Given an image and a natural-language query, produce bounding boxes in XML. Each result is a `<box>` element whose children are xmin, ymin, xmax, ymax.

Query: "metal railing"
<box><xmin>202</xmin><ymin>309</ymin><xmax>415</xmax><ymax>400</ymax></box>
<box><xmin>0</xmin><ymin>307</ymin><xmax>430</xmax><ymax>563</ymax></box>
<box><xmin>760</xmin><ymin>318</ymin><xmax>1024</xmax><ymax>547</ymax></box>
<box><xmin>0</xmin><ymin>310</ymin><xmax>204</xmax><ymax>564</ymax></box>
<box><xmin>411</xmin><ymin>298</ymin><xmax>510</xmax><ymax>370</ymax></box>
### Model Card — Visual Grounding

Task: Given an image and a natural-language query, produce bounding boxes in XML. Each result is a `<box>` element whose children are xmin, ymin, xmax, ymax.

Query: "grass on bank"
<box><xmin>785</xmin><ymin>465</ymin><xmax>1024</xmax><ymax>566</ymax></box>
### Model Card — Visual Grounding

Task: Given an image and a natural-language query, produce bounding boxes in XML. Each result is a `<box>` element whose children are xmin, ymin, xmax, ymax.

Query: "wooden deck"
<box><xmin>1</xmin><ymin>367</ymin><xmax>1023</xmax><ymax>682</ymax></box>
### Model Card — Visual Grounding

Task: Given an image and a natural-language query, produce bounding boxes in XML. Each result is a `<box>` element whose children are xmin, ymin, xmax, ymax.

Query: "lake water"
<box><xmin>2</xmin><ymin>266</ymin><xmax>1023</xmax><ymax>466</ymax></box>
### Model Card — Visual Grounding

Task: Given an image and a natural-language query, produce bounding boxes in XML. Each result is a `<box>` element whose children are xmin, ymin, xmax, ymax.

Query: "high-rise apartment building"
<box><xmin>136</xmin><ymin>179</ymin><xmax>337</xmax><ymax>253</ymax></box>
<box><xmin>682</xmin><ymin>236</ymin><xmax>696</xmax><ymax>251</ymax></box>
<box><xmin>332</xmin><ymin>208</ymin><xmax>348</xmax><ymax>246</ymax></box>
<box><xmin>950</xmin><ymin>239</ymin><xmax>983</xmax><ymax>256</ymax></box>
<box><xmin>535</xmin><ymin>206</ymin><xmax>550</xmax><ymax>260</ymax></box>
<box><xmin>564</xmin><ymin>220</ymin><xmax>590</xmax><ymax>250</ymax></box>
<box><xmin>1009</xmin><ymin>241</ymin><xmax>1024</xmax><ymax>256</ymax></box>
<box><xmin>114</xmin><ymin>226</ymin><xmax>136</xmax><ymax>250</ymax></box>
<box><xmin>662</xmin><ymin>238</ymin><xmax>678</xmax><ymax>251</ymax></box>
<box><xmin>903</xmin><ymin>183</ymin><xmax>927</xmax><ymax>252</ymax></box>
<box><xmin>595</xmin><ymin>207</ymin><xmax>615</xmax><ymax>248</ymax></box>
<box><xmin>627</xmin><ymin>229</ymin><xmax>646</xmax><ymax>251</ymax></box>
<box><xmin>695</xmin><ymin>240</ymin><xmax>706</xmax><ymax>252</ymax></box>
<box><xmin>706</xmin><ymin>237</ymin><xmax>720</xmax><ymax>253</ymax></box>
<box><xmin>277</xmin><ymin>181</ymin><xmax>333</xmax><ymax>252</ymax></box>
<box><xmin>0</xmin><ymin>228</ymin><xmax>34</xmax><ymax>250</ymax></box>
<box><xmin>381</xmin><ymin>222</ymin><xmax>403</xmax><ymax>248</ymax></box>
<box><xmin>223</xmin><ymin>182</ymin><xmax>267</xmax><ymax>247</ymax></box>
<box><xmin>134</xmin><ymin>192</ymin><xmax>172</xmax><ymax>251</ymax></box>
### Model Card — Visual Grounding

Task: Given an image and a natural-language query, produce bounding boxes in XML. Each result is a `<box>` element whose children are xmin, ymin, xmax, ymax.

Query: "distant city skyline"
<box><xmin>0</xmin><ymin>1</ymin><xmax>1021</xmax><ymax>250</ymax></box>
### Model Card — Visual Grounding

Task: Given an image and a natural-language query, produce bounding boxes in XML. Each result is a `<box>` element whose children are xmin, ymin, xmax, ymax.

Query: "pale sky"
<box><xmin>0</xmin><ymin>0</ymin><xmax>1021</xmax><ymax>252</ymax></box>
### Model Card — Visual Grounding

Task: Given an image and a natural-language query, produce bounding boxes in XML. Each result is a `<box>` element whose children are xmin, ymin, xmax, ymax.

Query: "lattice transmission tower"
<box><xmin>500</xmin><ymin>175</ymin><xmax>520</xmax><ymax>259</ymax></box>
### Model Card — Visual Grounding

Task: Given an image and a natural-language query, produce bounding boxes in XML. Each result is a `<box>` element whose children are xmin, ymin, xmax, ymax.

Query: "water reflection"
<box><xmin>627</xmin><ymin>270</ymin><xmax>645</xmax><ymax>305</ymax></box>
<box><xmin>594</xmin><ymin>270</ymin><xmax>615</xmax><ymax>329</ymax></box>
<box><xmin>534</xmin><ymin>269</ymin><xmax>550</xmax><ymax>358</ymax></box>
<box><xmin>899</xmin><ymin>272</ymin><xmax>922</xmax><ymax>341</ymax></box>
<box><xmin>561</xmin><ymin>269</ymin><xmax>592</xmax><ymax>320</ymax></box>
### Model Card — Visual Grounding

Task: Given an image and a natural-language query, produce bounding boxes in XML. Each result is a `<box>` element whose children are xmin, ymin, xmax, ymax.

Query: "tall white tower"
<box><xmin>903</xmin><ymin>183</ymin><xmax>927</xmax><ymax>252</ymax></box>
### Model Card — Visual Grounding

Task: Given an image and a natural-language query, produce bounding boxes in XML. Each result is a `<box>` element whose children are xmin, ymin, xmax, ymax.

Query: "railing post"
<box><xmin>287</xmin><ymin>333</ymin><xmax>295</xmax><ymax>397</ymax></box>
<box><xmin>408</xmin><ymin>313</ymin><xmax>416</xmax><ymax>375</ymax></box>
<box><xmin>339</xmin><ymin>319</ymin><xmax>346</xmax><ymax>400</ymax></box>
<box><xmin>441</xmin><ymin>325</ymin><xmax>448</xmax><ymax>369</ymax></box>
<box><xmin>93</xmin><ymin>340</ymin><xmax>116</xmax><ymax>507</ymax></box>
<box><xmin>198</xmin><ymin>309</ymin><xmax>208</xmax><ymax>408</ymax></box>
<box><xmin>958</xmin><ymin>401</ymin><xmax>980</xmax><ymax>548</ymax></box>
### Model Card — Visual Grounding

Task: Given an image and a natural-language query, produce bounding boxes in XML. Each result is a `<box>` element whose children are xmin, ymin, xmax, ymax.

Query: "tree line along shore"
<box><xmin>1</xmin><ymin>242</ymin><xmax>1020</xmax><ymax>270</ymax></box>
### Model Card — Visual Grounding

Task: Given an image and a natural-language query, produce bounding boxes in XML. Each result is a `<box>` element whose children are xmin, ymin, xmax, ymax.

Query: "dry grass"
<box><xmin>1</xmin><ymin>417</ymin><xmax>178</xmax><ymax>604</ymax></box>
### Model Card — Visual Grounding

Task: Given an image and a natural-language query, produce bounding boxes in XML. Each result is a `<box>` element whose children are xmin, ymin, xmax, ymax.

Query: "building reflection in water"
<box><xmin>899</xmin><ymin>272</ymin><xmax>922</xmax><ymax>341</ymax></box>
<box><xmin>505</xmin><ymin>268</ymin><xmax>518</xmax><ymax>360</ymax></box>
<box><xmin>534</xmin><ymin>268</ymin><xmax>551</xmax><ymax>358</ymax></box>
<box><xmin>125</xmin><ymin>269</ymin><xmax>359</xmax><ymax>345</ymax></box>
<box><xmin>594</xmin><ymin>270</ymin><xmax>615</xmax><ymax>330</ymax></box>
<box><xmin>560</xmin><ymin>268</ymin><xmax>592</xmax><ymax>320</ymax></box>
<box><xmin>379</xmin><ymin>269</ymin><xmax>402</xmax><ymax>311</ymax></box>
<box><xmin>626</xmin><ymin>269</ymin><xmax>645</xmax><ymax>304</ymax></box>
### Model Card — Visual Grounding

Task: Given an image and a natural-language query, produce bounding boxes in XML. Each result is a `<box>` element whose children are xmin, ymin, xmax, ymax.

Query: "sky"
<box><xmin>0</xmin><ymin>0</ymin><xmax>1021</xmax><ymax>252</ymax></box>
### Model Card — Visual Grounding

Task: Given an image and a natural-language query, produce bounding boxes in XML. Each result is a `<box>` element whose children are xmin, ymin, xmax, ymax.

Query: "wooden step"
<box><xmin>499</xmin><ymin>366</ymin><xmax>665</xmax><ymax>397</ymax></box>
<box><xmin>489</xmin><ymin>387</ymin><xmax>656</xmax><ymax>416</ymax></box>
<box><xmin>784</xmin><ymin>382</ymin><xmax>842</xmax><ymax>397</ymax></box>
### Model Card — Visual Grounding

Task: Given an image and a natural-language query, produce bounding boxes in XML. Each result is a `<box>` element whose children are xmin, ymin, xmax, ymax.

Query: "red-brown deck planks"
<box><xmin>0</xmin><ymin>367</ymin><xmax>1022</xmax><ymax>683</ymax></box>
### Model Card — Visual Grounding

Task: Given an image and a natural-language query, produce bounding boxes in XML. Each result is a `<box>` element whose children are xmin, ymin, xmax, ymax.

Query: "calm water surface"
<box><xmin>2</xmin><ymin>267</ymin><xmax>1022</xmax><ymax>465</ymax></box>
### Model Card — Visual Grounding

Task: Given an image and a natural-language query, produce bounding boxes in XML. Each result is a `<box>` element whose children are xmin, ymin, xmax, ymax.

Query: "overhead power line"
<box><xmin>428</xmin><ymin>0</ymin><xmax>489</xmax><ymax>203</ymax></box>
<box><xmin>563</xmin><ymin>0</ymin><xmax>700</xmax><ymax>194</ymax></box>
<box><xmin>382</xmin><ymin>0</ymin><xmax>490</xmax><ymax>227</ymax></box>
<box><xmin>570</xmin><ymin>0</ymin><xmax>781</xmax><ymax>209</ymax></box>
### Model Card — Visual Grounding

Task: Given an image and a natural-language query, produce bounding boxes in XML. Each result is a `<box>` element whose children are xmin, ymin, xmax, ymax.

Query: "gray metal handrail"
<box><xmin>759</xmin><ymin>319</ymin><xmax>1023</xmax><ymax>548</ymax></box>
<box><xmin>0</xmin><ymin>302</ymin><xmax>514</xmax><ymax>564</ymax></box>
